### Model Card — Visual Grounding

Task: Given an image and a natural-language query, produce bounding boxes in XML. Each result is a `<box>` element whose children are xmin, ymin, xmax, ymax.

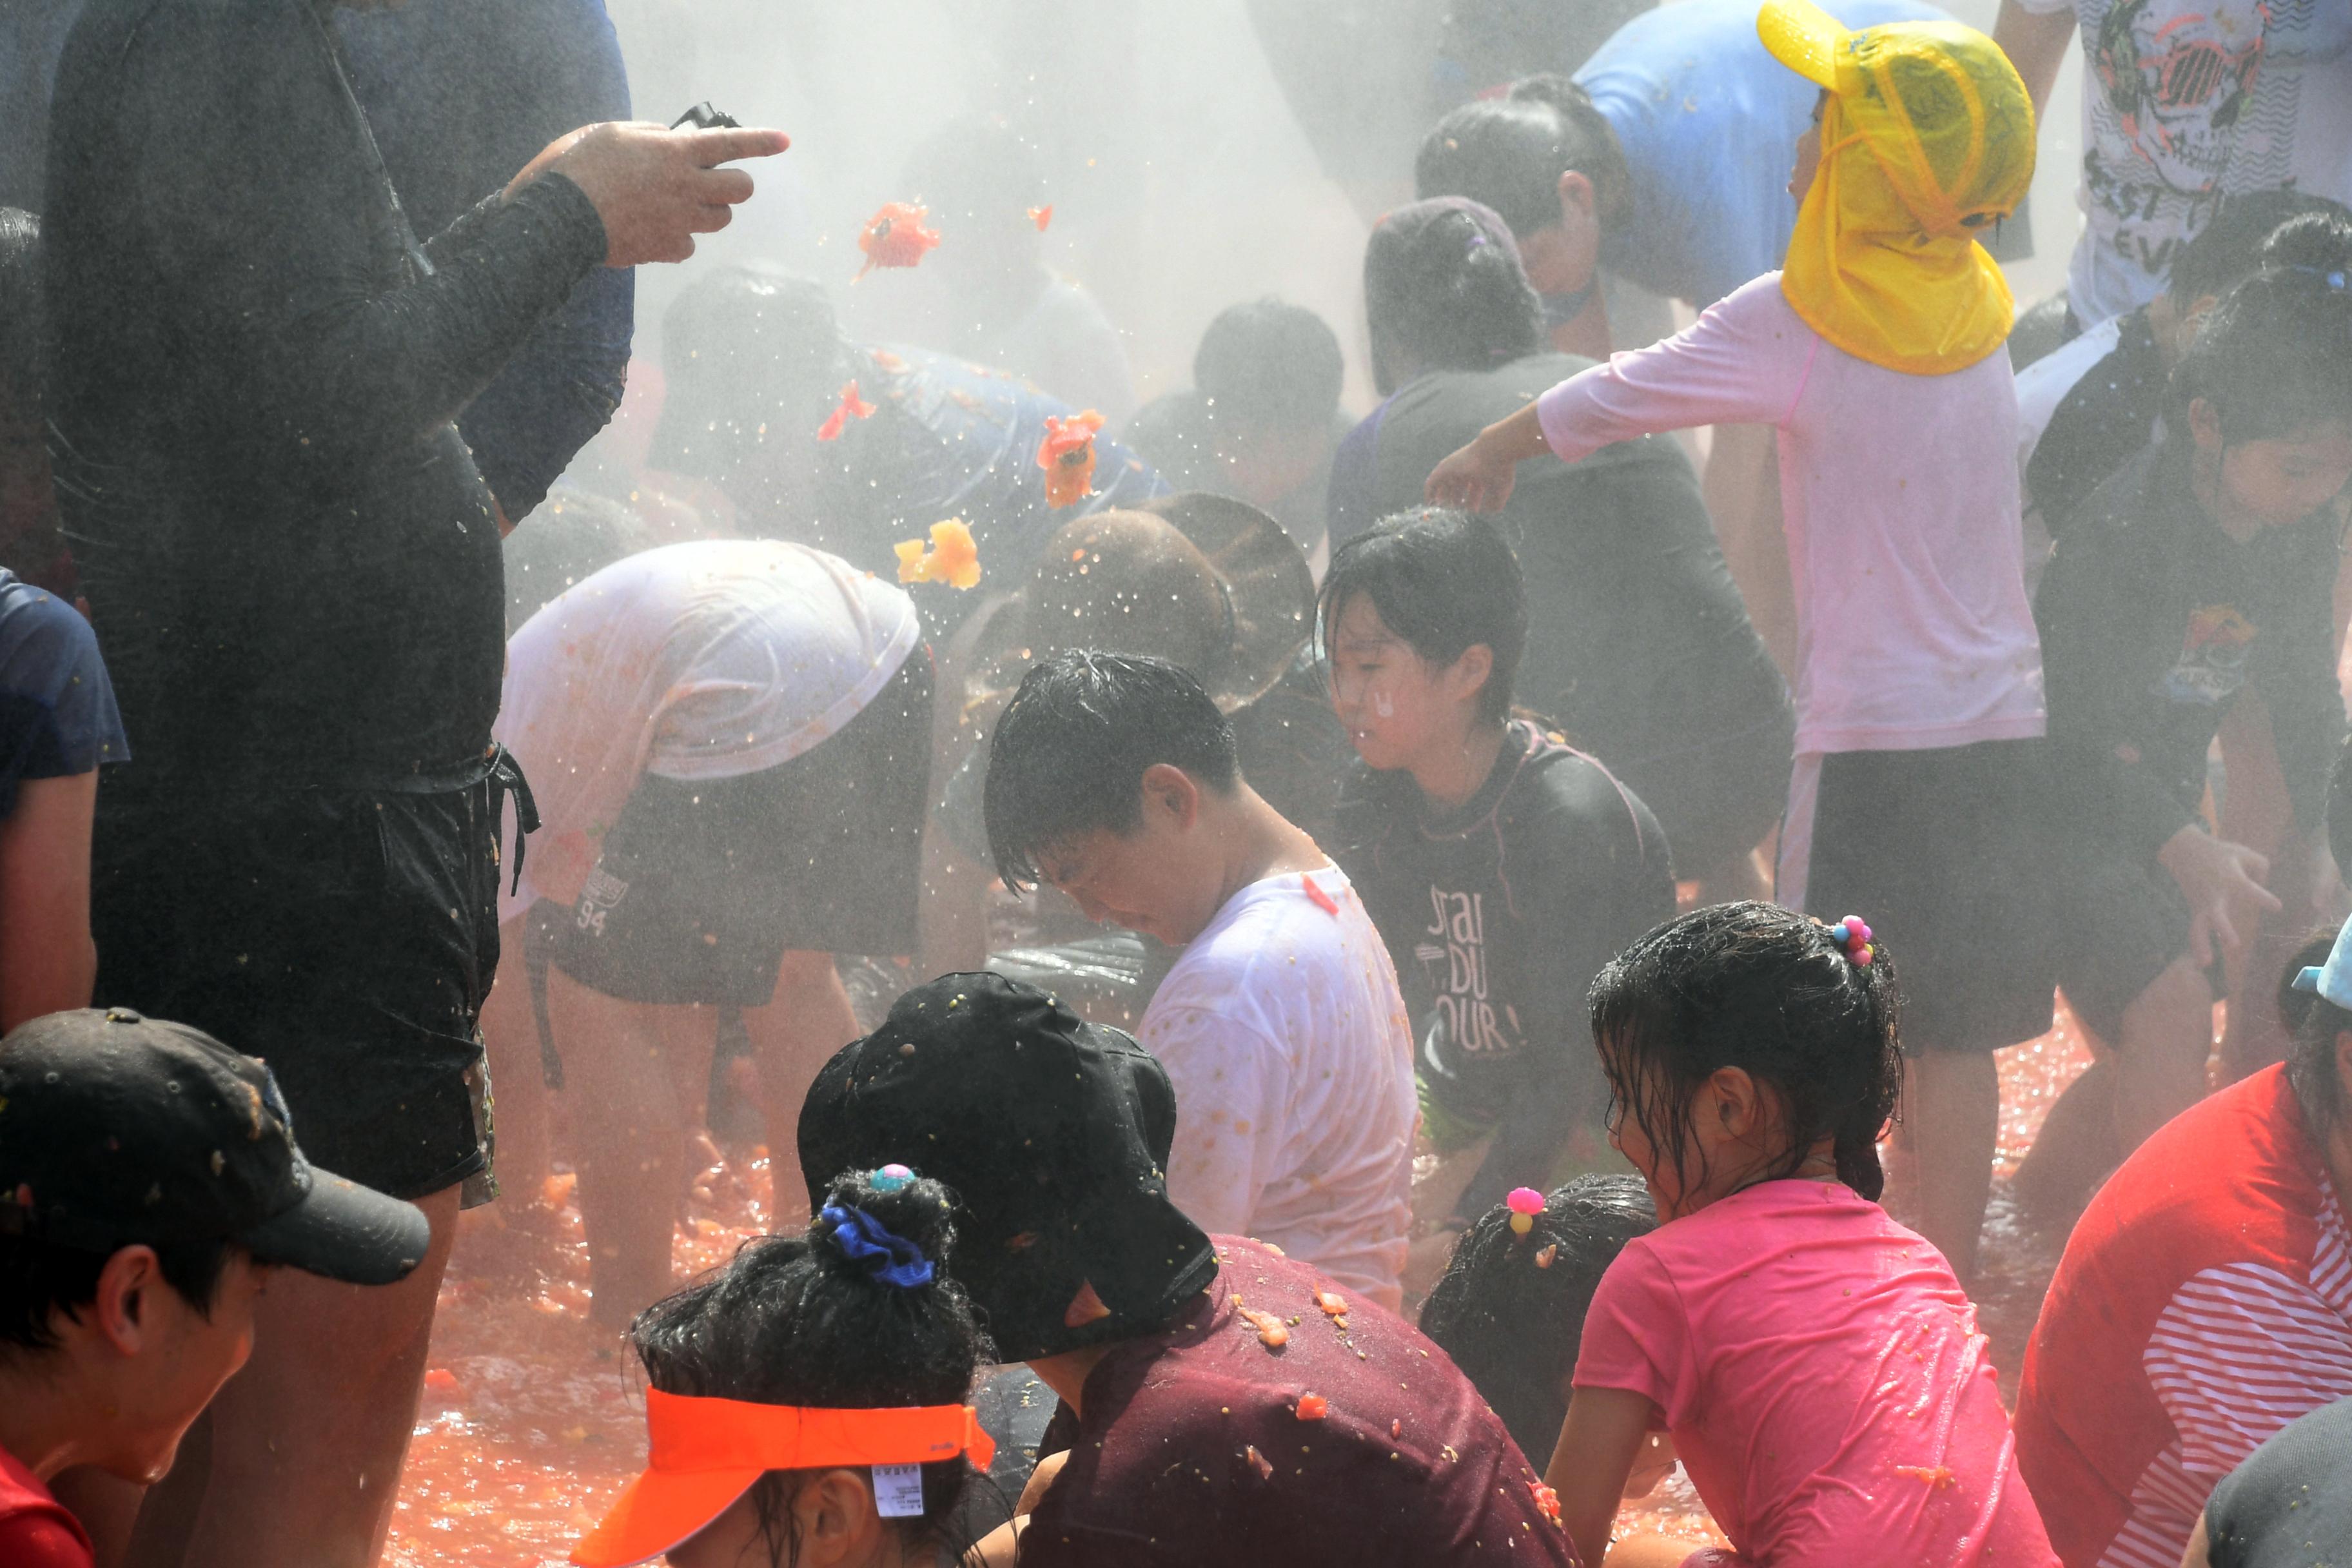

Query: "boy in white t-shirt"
<box><xmin>982</xmin><ymin>651</ymin><xmax>1417</xmax><ymax>1306</ymax></box>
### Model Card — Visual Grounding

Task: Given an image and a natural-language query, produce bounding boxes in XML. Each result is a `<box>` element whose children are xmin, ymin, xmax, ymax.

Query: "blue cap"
<box><xmin>2291</xmin><ymin>921</ymin><xmax>2352</xmax><ymax>1008</ymax></box>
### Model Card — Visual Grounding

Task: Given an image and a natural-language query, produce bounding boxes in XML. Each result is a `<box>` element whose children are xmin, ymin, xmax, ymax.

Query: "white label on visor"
<box><xmin>872</xmin><ymin>1464</ymin><xmax>925</xmax><ymax>1518</ymax></box>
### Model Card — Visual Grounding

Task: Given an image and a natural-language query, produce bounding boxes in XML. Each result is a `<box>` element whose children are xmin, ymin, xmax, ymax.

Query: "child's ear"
<box><xmin>1140</xmin><ymin>761</ymin><xmax>1202</xmax><ymax>832</ymax></box>
<box><xmin>2187</xmin><ymin>395</ymin><xmax>2226</xmax><ymax>454</ymax></box>
<box><xmin>1707</xmin><ymin>1066</ymin><xmax>1764</xmax><ymax>1141</ymax></box>
<box><xmin>1447</xmin><ymin>643</ymin><xmax>1495</xmax><ymax>707</ymax></box>
<box><xmin>93</xmin><ymin>1245</ymin><xmax>164</xmax><ymax>1356</ymax></box>
<box><xmin>793</xmin><ymin>1469</ymin><xmax>876</xmax><ymax>1565</ymax></box>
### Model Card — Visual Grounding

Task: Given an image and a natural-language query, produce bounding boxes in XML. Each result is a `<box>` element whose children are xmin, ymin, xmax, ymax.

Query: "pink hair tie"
<box><xmin>1827</xmin><ymin>915</ymin><xmax>1875</xmax><ymax>966</ymax></box>
<box><xmin>1506</xmin><ymin>1187</ymin><xmax>1545</xmax><ymax>1235</ymax></box>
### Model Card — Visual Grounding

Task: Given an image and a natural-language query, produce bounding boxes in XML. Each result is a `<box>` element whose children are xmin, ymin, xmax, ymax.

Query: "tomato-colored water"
<box><xmin>387</xmin><ymin>1012</ymin><xmax>2103</xmax><ymax>1564</ymax></box>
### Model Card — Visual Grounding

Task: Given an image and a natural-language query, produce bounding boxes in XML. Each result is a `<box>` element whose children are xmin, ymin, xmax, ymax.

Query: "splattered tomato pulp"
<box><xmin>389</xmin><ymin>1015</ymin><xmax>2106</xmax><ymax>1562</ymax></box>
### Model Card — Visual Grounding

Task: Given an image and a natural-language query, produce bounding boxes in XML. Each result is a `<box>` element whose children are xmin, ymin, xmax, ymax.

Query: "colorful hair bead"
<box><xmin>1506</xmin><ymin>1186</ymin><xmax>1545</xmax><ymax>1235</ymax></box>
<box><xmin>872</xmin><ymin>1163</ymin><xmax>916</xmax><ymax>1193</ymax></box>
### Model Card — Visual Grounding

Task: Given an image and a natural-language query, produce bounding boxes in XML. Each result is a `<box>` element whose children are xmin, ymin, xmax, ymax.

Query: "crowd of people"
<box><xmin>3</xmin><ymin>0</ymin><xmax>2351</xmax><ymax>1565</ymax></box>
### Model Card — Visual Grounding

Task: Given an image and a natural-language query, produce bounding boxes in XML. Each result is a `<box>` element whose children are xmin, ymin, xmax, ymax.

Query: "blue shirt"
<box><xmin>338</xmin><ymin>0</ymin><xmax>634</xmax><ymax>518</ymax></box>
<box><xmin>1576</xmin><ymin>0</ymin><xmax>1946</xmax><ymax>308</ymax></box>
<box><xmin>0</xmin><ymin>570</ymin><xmax>126</xmax><ymax>817</ymax></box>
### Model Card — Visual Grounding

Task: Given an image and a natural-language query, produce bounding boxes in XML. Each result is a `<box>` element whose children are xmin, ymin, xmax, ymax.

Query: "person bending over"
<box><xmin>982</xmin><ymin>652</ymin><xmax>1416</xmax><ymax>1306</ymax></box>
<box><xmin>1428</xmin><ymin>1</ymin><xmax>2051</xmax><ymax>1281</ymax></box>
<box><xmin>2022</xmin><ymin>215</ymin><xmax>2352</xmax><ymax>1222</ymax></box>
<box><xmin>0</xmin><ymin>1010</ymin><xmax>430</xmax><ymax>1568</ymax></box>
<box><xmin>1550</xmin><ymin>903</ymin><xmax>2059</xmax><ymax>1568</ymax></box>
<box><xmin>797</xmin><ymin>972</ymin><xmax>1573</xmax><ymax>1567</ymax></box>
<box><xmin>495</xmin><ymin>538</ymin><xmax>930</xmax><ymax>1325</ymax></box>
<box><xmin>648</xmin><ymin>269</ymin><xmax>1162</xmax><ymax>638</ymax></box>
<box><xmin>1122</xmin><ymin>300</ymin><xmax>1351</xmax><ymax>566</ymax></box>
<box><xmin>569</xmin><ymin>1168</ymin><xmax>994</xmax><ymax>1568</ymax></box>
<box><xmin>1418</xmin><ymin>1174</ymin><xmax>1658</xmax><ymax>1470</ymax></box>
<box><xmin>1325</xmin><ymin>510</ymin><xmax>1673</xmax><ymax>1268</ymax></box>
<box><xmin>2019</xmin><ymin>190</ymin><xmax>2351</xmax><ymax>536</ymax></box>
<box><xmin>1331</xmin><ymin>198</ymin><xmax>1792</xmax><ymax>897</ymax></box>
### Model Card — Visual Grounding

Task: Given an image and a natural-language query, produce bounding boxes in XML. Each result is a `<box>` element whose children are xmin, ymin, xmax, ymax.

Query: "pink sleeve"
<box><xmin>0</xmin><ymin>1512</ymin><xmax>97</xmax><ymax>1568</ymax></box>
<box><xmin>1534</xmin><ymin>280</ymin><xmax>1816</xmax><ymax>464</ymax></box>
<box><xmin>1570</xmin><ymin>1241</ymin><xmax>1692</xmax><ymax>1422</ymax></box>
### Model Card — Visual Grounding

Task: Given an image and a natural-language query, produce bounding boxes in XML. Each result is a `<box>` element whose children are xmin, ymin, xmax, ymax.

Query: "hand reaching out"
<box><xmin>507</xmin><ymin>121</ymin><xmax>791</xmax><ymax>267</ymax></box>
<box><xmin>2159</xmin><ymin>825</ymin><xmax>2282</xmax><ymax>967</ymax></box>
<box><xmin>1424</xmin><ymin>401</ymin><xmax>1553</xmax><ymax>513</ymax></box>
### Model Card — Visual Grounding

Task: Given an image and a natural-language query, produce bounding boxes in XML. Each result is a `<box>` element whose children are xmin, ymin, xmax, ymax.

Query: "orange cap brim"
<box><xmin>571</xmin><ymin>1393</ymin><xmax>998</xmax><ymax>1567</ymax></box>
<box><xmin>571</xmin><ymin>1466</ymin><xmax>765</xmax><ymax>1568</ymax></box>
<box><xmin>1758</xmin><ymin>0</ymin><xmax>1848</xmax><ymax>90</ymax></box>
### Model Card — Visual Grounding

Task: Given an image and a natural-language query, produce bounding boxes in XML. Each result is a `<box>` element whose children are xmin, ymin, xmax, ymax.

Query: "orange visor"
<box><xmin>571</xmin><ymin>1390</ymin><xmax>997</xmax><ymax>1567</ymax></box>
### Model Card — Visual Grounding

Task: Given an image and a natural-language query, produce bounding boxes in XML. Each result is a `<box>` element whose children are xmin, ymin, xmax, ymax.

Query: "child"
<box><xmin>982</xmin><ymin>651</ymin><xmax>1417</xmax><ymax>1306</ymax></box>
<box><xmin>1551</xmin><ymin>903</ymin><xmax>2058</xmax><ymax>1567</ymax></box>
<box><xmin>2024</xmin><ymin>213</ymin><xmax>2352</xmax><ymax>1222</ymax></box>
<box><xmin>0</xmin><ymin>1010</ymin><xmax>430</xmax><ymax>1568</ymax></box>
<box><xmin>571</xmin><ymin>1167</ymin><xmax>995</xmax><ymax>1568</ymax></box>
<box><xmin>1325</xmin><ymin>510</ymin><xmax>1675</xmax><ymax>1248</ymax></box>
<box><xmin>1427</xmin><ymin>0</ymin><xmax>2050</xmax><ymax>1279</ymax></box>
<box><xmin>1418</xmin><ymin>1174</ymin><xmax>1658</xmax><ymax>1467</ymax></box>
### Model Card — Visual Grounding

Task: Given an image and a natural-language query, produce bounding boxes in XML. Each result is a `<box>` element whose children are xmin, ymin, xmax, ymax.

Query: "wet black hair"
<box><xmin>2278</xmin><ymin>930</ymin><xmax>2351</xmax><ymax>1137</ymax></box>
<box><xmin>1589</xmin><ymin>901</ymin><xmax>1903</xmax><ymax>1202</ymax></box>
<box><xmin>502</xmin><ymin>489</ymin><xmax>652</xmax><ymax>634</ymax></box>
<box><xmin>2172</xmin><ymin>211</ymin><xmax>2352</xmax><ymax>445</ymax></box>
<box><xmin>629</xmin><ymin>1169</ymin><xmax>991</xmax><ymax>1566</ymax></box>
<box><xmin>1318</xmin><ymin>507</ymin><xmax>1527</xmax><ymax>723</ymax></box>
<box><xmin>2166</xmin><ymin>190</ymin><xmax>2350</xmax><ymax>308</ymax></box>
<box><xmin>0</xmin><ymin>208</ymin><xmax>38</xmax><ymax>412</ymax></box>
<box><xmin>0</xmin><ymin>1234</ymin><xmax>239</xmax><ymax>1355</ymax></box>
<box><xmin>899</xmin><ymin>113</ymin><xmax>1049</xmax><ymax>251</ymax></box>
<box><xmin>1415</xmin><ymin>77</ymin><xmax>1632</xmax><ymax>241</ymax></box>
<box><xmin>983</xmin><ymin>651</ymin><xmax>1242</xmax><ymax>895</ymax></box>
<box><xmin>1363</xmin><ymin>200</ymin><xmax>1542</xmax><ymax>396</ymax></box>
<box><xmin>1193</xmin><ymin>299</ymin><xmax>1346</xmax><ymax>435</ymax></box>
<box><xmin>1418</xmin><ymin>1173</ymin><xmax>1655</xmax><ymax>1462</ymax></box>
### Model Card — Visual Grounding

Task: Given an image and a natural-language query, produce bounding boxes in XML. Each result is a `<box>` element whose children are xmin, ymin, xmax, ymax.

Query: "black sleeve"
<box><xmin>123</xmin><ymin>4</ymin><xmax>607</xmax><ymax>496</ymax></box>
<box><xmin>1455</xmin><ymin>770</ymin><xmax>1676</xmax><ymax>1221</ymax></box>
<box><xmin>2034</xmin><ymin>508</ymin><xmax>2200</xmax><ymax>863</ymax></box>
<box><xmin>2251</xmin><ymin>527</ymin><xmax>2349</xmax><ymax>839</ymax></box>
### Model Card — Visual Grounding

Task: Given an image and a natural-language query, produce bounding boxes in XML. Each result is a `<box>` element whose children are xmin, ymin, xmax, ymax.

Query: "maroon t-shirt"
<box><xmin>1024</xmin><ymin>1235</ymin><xmax>1575</xmax><ymax>1566</ymax></box>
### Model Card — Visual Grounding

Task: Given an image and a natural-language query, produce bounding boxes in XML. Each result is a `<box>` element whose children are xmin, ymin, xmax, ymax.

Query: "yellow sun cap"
<box><xmin>1757</xmin><ymin>0</ymin><xmax>1845</xmax><ymax>91</ymax></box>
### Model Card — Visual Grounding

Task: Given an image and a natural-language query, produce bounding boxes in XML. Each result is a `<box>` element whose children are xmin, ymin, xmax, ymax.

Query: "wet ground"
<box><xmin>384</xmin><ymin>1002</ymin><xmax>2105</xmax><ymax>1564</ymax></box>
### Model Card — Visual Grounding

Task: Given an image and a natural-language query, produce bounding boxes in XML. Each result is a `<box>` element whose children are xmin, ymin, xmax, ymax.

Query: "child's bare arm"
<box><xmin>1545</xmin><ymin>1385</ymin><xmax>1660</xmax><ymax>1568</ymax></box>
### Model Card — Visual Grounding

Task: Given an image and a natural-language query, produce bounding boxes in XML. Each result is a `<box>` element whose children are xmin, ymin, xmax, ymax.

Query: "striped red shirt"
<box><xmin>2014</xmin><ymin>1066</ymin><xmax>2352</xmax><ymax>1568</ymax></box>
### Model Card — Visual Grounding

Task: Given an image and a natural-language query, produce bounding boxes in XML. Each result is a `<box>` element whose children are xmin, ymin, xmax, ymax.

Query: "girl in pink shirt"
<box><xmin>1549</xmin><ymin>901</ymin><xmax>2057</xmax><ymax>1568</ymax></box>
<box><xmin>1426</xmin><ymin>0</ymin><xmax>2052</xmax><ymax>1282</ymax></box>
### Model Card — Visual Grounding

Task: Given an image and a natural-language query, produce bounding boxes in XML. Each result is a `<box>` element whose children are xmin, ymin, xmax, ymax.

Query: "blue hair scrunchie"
<box><xmin>821</xmin><ymin>1204</ymin><xmax>935</xmax><ymax>1289</ymax></box>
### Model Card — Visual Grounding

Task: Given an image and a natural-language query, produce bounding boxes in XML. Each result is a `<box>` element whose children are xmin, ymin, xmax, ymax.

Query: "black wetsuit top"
<box><xmin>1337</xmin><ymin>721</ymin><xmax>1674</xmax><ymax>1220</ymax></box>
<box><xmin>46</xmin><ymin>0</ymin><xmax>608</xmax><ymax>789</ymax></box>
<box><xmin>2036</xmin><ymin>440</ymin><xmax>2346</xmax><ymax>864</ymax></box>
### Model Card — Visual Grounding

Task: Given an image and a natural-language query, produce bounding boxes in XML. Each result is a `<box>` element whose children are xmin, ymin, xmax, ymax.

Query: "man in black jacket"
<box><xmin>43</xmin><ymin>1</ymin><xmax>783</xmax><ymax>1561</ymax></box>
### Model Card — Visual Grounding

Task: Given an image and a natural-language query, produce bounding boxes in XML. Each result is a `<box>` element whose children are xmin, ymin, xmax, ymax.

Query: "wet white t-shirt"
<box><xmin>1141</xmin><ymin>864</ymin><xmax>1417</xmax><ymax>1309</ymax></box>
<box><xmin>495</xmin><ymin>538</ymin><xmax>919</xmax><ymax>921</ymax></box>
<box><xmin>2020</xmin><ymin>0</ymin><xmax>2352</xmax><ymax>326</ymax></box>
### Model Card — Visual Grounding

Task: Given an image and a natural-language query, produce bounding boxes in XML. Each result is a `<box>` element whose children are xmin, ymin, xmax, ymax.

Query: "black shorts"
<box><xmin>2049</xmin><ymin>843</ymin><xmax>2206</xmax><ymax>1043</ymax></box>
<box><xmin>90</xmin><ymin>769</ymin><xmax>510</xmax><ymax>1200</ymax></box>
<box><xmin>1797</xmin><ymin>739</ymin><xmax>2058</xmax><ymax>1054</ymax></box>
<box><xmin>547</xmin><ymin>651</ymin><xmax>932</xmax><ymax>1006</ymax></box>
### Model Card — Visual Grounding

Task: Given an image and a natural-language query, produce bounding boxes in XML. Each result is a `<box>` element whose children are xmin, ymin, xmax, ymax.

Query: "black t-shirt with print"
<box><xmin>2035</xmin><ymin>440</ymin><xmax>2346</xmax><ymax>866</ymax></box>
<box><xmin>1335</xmin><ymin>722</ymin><xmax>1674</xmax><ymax>1220</ymax></box>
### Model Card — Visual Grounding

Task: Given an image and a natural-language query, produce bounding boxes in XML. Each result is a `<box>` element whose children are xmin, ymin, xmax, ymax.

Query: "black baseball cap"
<box><xmin>0</xmin><ymin>1010</ymin><xmax>429</xmax><ymax>1284</ymax></box>
<box><xmin>798</xmin><ymin>973</ymin><xmax>1217</xmax><ymax>1363</ymax></box>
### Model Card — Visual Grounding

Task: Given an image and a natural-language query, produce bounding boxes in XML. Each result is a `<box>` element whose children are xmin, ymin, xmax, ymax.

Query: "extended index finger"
<box><xmin>685</xmin><ymin>126</ymin><xmax>792</xmax><ymax>166</ymax></box>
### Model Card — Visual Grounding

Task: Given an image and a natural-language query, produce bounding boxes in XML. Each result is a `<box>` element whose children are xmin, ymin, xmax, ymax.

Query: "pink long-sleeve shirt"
<box><xmin>1535</xmin><ymin>275</ymin><xmax>2045</xmax><ymax>757</ymax></box>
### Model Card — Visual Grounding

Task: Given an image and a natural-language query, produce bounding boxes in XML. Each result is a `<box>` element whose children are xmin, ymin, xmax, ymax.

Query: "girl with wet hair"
<box><xmin>1546</xmin><ymin>901</ymin><xmax>2059</xmax><ymax>1568</ymax></box>
<box><xmin>573</xmin><ymin>1168</ymin><xmax>995</xmax><ymax>1568</ymax></box>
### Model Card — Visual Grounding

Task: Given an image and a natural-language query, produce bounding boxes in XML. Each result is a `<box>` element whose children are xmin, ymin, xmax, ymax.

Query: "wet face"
<box><xmin>110</xmin><ymin>1249</ymin><xmax>268</xmax><ymax>1482</ymax></box>
<box><xmin>2189</xmin><ymin>402</ymin><xmax>2352</xmax><ymax>540</ymax></box>
<box><xmin>1789</xmin><ymin>92</ymin><xmax>1828</xmax><ymax>203</ymax></box>
<box><xmin>1036</xmin><ymin>765</ymin><xmax>1226</xmax><ymax>946</ymax></box>
<box><xmin>1513</xmin><ymin>171</ymin><xmax>1601</xmax><ymax>299</ymax></box>
<box><xmin>1326</xmin><ymin>594</ymin><xmax>1487</xmax><ymax>774</ymax></box>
